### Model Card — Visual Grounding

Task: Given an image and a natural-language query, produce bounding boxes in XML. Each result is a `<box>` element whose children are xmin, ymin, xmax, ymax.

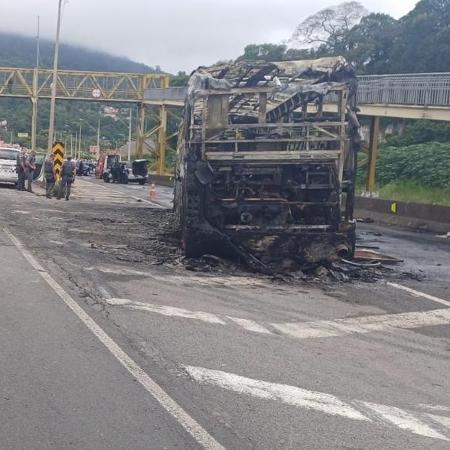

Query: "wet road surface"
<box><xmin>1</xmin><ymin>177</ymin><xmax>449</xmax><ymax>449</ymax></box>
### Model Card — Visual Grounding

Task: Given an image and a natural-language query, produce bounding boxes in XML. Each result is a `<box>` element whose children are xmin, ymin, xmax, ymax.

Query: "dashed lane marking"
<box><xmin>95</xmin><ymin>266</ymin><xmax>269</xmax><ymax>288</ymax></box>
<box><xmin>185</xmin><ymin>366</ymin><xmax>450</xmax><ymax>442</ymax></box>
<box><xmin>226</xmin><ymin>316</ymin><xmax>273</xmax><ymax>334</ymax></box>
<box><xmin>388</xmin><ymin>282</ymin><xmax>450</xmax><ymax>308</ymax></box>
<box><xmin>107</xmin><ymin>298</ymin><xmax>226</xmax><ymax>325</ymax></box>
<box><xmin>4</xmin><ymin>229</ymin><xmax>226</xmax><ymax>450</ymax></box>
<box><xmin>105</xmin><ymin>298</ymin><xmax>450</xmax><ymax>340</ymax></box>
<box><xmin>270</xmin><ymin>307</ymin><xmax>450</xmax><ymax>339</ymax></box>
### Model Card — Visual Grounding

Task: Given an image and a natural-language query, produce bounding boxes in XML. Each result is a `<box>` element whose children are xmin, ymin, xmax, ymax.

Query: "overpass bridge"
<box><xmin>1</xmin><ymin>67</ymin><xmax>449</xmax><ymax>182</ymax></box>
<box><xmin>146</xmin><ymin>72</ymin><xmax>450</xmax><ymax>190</ymax></box>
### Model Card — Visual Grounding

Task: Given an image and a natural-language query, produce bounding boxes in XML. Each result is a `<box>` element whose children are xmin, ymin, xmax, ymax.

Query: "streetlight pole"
<box><xmin>97</xmin><ymin>117</ymin><xmax>101</xmax><ymax>153</ymax></box>
<box><xmin>78</xmin><ymin>121</ymin><xmax>82</xmax><ymax>159</ymax></box>
<box><xmin>47</xmin><ymin>0</ymin><xmax>63</xmax><ymax>154</ymax></box>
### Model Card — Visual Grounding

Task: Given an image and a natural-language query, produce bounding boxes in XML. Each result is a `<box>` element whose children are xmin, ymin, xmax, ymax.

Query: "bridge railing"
<box><xmin>357</xmin><ymin>73</ymin><xmax>450</xmax><ymax>107</ymax></box>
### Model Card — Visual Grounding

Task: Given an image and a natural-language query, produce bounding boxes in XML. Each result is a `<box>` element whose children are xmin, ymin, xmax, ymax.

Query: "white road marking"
<box><xmin>186</xmin><ymin>366</ymin><xmax>450</xmax><ymax>442</ymax></box>
<box><xmin>4</xmin><ymin>229</ymin><xmax>225</xmax><ymax>450</ymax></box>
<box><xmin>96</xmin><ymin>265</ymin><xmax>268</xmax><ymax>288</ymax></box>
<box><xmin>186</xmin><ymin>365</ymin><xmax>368</xmax><ymax>421</ymax></box>
<box><xmin>107</xmin><ymin>298</ymin><xmax>226</xmax><ymax>325</ymax></box>
<box><xmin>428</xmin><ymin>414</ymin><xmax>450</xmax><ymax>430</ymax></box>
<box><xmin>106</xmin><ymin>296</ymin><xmax>450</xmax><ymax>341</ymax></box>
<box><xmin>417</xmin><ymin>404</ymin><xmax>450</xmax><ymax>413</ymax></box>
<box><xmin>359</xmin><ymin>401</ymin><xmax>448</xmax><ymax>441</ymax></box>
<box><xmin>388</xmin><ymin>282</ymin><xmax>450</xmax><ymax>308</ymax></box>
<box><xmin>226</xmin><ymin>317</ymin><xmax>273</xmax><ymax>334</ymax></box>
<box><xmin>271</xmin><ymin>308</ymin><xmax>450</xmax><ymax>340</ymax></box>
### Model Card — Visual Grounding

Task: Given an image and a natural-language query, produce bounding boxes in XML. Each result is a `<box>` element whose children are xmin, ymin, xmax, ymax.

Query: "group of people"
<box><xmin>16</xmin><ymin>149</ymin><xmax>76</xmax><ymax>201</ymax></box>
<box><xmin>15</xmin><ymin>148</ymin><xmax>37</xmax><ymax>193</ymax></box>
<box><xmin>43</xmin><ymin>154</ymin><xmax>76</xmax><ymax>201</ymax></box>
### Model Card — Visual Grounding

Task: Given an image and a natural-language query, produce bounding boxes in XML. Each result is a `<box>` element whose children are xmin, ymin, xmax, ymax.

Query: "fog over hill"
<box><xmin>0</xmin><ymin>32</ymin><xmax>158</xmax><ymax>73</ymax></box>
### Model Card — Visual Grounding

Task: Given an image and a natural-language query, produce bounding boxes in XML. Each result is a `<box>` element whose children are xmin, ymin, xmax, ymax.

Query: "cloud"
<box><xmin>2</xmin><ymin>0</ymin><xmax>418</xmax><ymax>73</ymax></box>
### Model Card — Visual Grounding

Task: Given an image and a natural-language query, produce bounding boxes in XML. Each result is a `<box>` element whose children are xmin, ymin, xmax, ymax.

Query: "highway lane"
<box><xmin>0</xmin><ymin>229</ymin><xmax>206</xmax><ymax>449</ymax></box>
<box><xmin>0</xmin><ymin>179</ymin><xmax>449</xmax><ymax>449</ymax></box>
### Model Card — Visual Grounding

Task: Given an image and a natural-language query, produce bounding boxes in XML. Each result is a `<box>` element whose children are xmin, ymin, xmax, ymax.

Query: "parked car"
<box><xmin>0</xmin><ymin>146</ymin><xmax>20</xmax><ymax>185</ymax></box>
<box><xmin>103</xmin><ymin>158</ymin><xmax>148</xmax><ymax>185</ymax></box>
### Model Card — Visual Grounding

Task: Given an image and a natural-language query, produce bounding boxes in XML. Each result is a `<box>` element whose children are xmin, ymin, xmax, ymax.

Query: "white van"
<box><xmin>0</xmin><ymin>146</ymin><xmax>20</xmax><ymax>185</ymax></box>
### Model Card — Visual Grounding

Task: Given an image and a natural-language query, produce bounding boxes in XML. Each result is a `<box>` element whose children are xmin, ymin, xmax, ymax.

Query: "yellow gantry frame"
<box><xmin>0</xmin><ymin>66</ymin><xmax>178</xmax><ymax>174</ymax></box>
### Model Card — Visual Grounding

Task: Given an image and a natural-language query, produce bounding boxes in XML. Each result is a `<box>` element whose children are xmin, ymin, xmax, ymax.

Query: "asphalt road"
<box><xmin>1</xmin><ymin>177</ymin><xmax>449</xmax><ymax>449</ymax></box>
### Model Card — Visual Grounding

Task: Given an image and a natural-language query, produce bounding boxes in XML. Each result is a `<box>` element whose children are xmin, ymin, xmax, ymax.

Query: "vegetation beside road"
<box><xmin>377</xmin><ymin>182</ymin><xmax>450</xmax><ymax>207</ymax></box>
<box><xmin>357</xmin><ymin>122</ymin><xmax>450</xmax><ymax>206</ymax></box>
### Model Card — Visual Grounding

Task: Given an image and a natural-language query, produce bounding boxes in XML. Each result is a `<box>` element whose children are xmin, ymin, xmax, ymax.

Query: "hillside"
<box><xmin>0</xmin><ymin>32</ymin><xmax>163</xmax><ymax>153</ymax></box>
<box><xmin>0</xmin><ymin>31</ymin><xmax>156</xmax><ymax>73</ymax></box>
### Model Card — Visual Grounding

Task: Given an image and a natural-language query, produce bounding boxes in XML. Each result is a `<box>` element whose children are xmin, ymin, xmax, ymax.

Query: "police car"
<box><xmin>0</xmin><ymin>146</ymin><xmax>20</xmax><ymax>185</ymax></box>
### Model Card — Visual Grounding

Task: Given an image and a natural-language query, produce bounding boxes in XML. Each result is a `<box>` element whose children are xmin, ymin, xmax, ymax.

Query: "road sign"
<box><xmin>92</xmin><ymin>88</ymin><xmax>102</xmax><ymax>98</ymax></box>
<box><xmin>52</xmin><ymin>141</ymin><xmax>65</xmax><ymax>180</ymax></box>
<box><xmin>17</xmin><ymin>132</ymin><xmax>29</xmax><ymax>138</ymax></box>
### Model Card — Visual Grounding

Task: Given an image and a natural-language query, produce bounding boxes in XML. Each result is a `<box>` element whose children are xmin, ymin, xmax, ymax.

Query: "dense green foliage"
<box><xmin>239</xmin><ymin>0</ymin><xmax>450</xmax><ymax>74</ymax></box>
<box><xmin>375</xmin><ymin>142</ymin><xmax>450</xmax><ymax>188</ymax></box>
<box><xmin>385</xmin><ymin>121</ymin><xmax>450</xmax><ymax>147</ymax></box>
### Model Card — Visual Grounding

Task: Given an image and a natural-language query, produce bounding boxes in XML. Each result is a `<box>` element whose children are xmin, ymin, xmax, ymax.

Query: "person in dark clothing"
<box><xmin>25</xmin><ymin>150</ymin><xmax>36</xmax><ymax>193</ymax></box>
<box><xmin>57</xmin><ymin>156</ymin><xmax>75</xmax><ymax>200</ymax></box>
<box><xmin>44</xmin><ymin>154</ymin><xmax>56</xmax><ymax>198</ymax></box>
<box><xmin>16</xmin><ymin>149</ymin><xmax>26</xmax><ymax>191</ymax></box>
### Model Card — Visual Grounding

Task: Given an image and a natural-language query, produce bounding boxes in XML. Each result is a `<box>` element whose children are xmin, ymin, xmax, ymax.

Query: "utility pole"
<box><xmin>47</xmin><ymin>0</ymin><xmax>63</xmax><ymax>154</ymax></box>
<box><xmin>128</xmin><ymin>108</ymin><xmax>132</xmax><ymax>162</ymax></box>
<box><xmin>70</xmin><ymin>133</ymin><xmax>73</xmax><ymax>157</ymax></box>
<box><xmin>31</xmin><ymin>16</ymin><xmax>40</xmax><ymax>152</ymax></box>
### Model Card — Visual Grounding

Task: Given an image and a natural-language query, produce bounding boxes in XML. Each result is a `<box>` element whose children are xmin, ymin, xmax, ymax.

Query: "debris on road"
<box><xmin>354</xmin><ymin>249</ymin><xmax>403</xmax><ymax>264</ymax></box>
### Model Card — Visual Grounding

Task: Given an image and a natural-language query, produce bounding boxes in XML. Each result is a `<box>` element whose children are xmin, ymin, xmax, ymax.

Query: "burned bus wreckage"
<box><xmin>174</xmin><ymin>57</ymin><xmax>361</xmax><ymax>271</ymax></box>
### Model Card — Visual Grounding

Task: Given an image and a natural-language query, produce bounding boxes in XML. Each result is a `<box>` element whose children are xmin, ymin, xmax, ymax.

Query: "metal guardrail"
<box><xmin>357</xmin><ymin>73</ymin><xmax>450</xmax><ymax>107</ymax></box>
<box><xmin>0</xmin><ymin>67</ymin><xmax>168</xmax><ymax>102</ymax></box>
<box><xmin>146</xmin><ymin>73</ymin><xmax>450</xmax><ymax>108</ymax></box>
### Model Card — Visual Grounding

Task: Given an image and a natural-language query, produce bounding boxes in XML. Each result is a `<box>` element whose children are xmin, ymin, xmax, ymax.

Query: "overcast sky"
<box><xmin>3</xmin><ymin>0</ymin><xmax>418</xmax><ymax>73</ymax></box>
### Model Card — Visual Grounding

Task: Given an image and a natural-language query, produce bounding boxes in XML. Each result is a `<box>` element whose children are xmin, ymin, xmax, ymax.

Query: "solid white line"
<box><xmin>271</xmin><ymin>308</ymin><xmax>450</xmax><ymax>340</ymax></box>
<box><xmin>107</xmin><ymin>298</ymin><xmax>226</xmax><ymax>325</ymax></box>
<box><xmin>4</xmin><ymin>229</ymin><xmax>225</xmax><ymax>450</ymax></box>
<box><xmin>387</xmin><ymin>282</ymin><xmax>450</xmax><ymax>308</ymax></box>
<box><xmin>186</xmin><ymin>366</ymin><xmax>449</xmax><ymax>442</ymax></box>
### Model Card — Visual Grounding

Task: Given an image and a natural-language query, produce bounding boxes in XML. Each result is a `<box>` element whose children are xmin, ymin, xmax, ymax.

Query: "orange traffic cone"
<box><xmin>149</xmin><ymin>183</ymin><xmax>157</xmax><ymax>200</ymax></box>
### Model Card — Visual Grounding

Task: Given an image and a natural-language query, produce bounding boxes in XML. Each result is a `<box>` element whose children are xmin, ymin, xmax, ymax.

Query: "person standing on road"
<box><xmin>16</xmin><ymin>148</ymin><xmax>26</xmax><ymax>191</ymax></box>
<box><xmin>58</xmin><ymin>156</ymin><xmax>76</xmax><ymax>201</ymax></box>
<box><xmin>44</xmin><ymin>154</ymin><xmax>56</xmax><ymax>199</ymax></box>
<box><xmin>25</xmin><ymin>149</ymin><xmax>36</xmax><ymax>193</ymax></box>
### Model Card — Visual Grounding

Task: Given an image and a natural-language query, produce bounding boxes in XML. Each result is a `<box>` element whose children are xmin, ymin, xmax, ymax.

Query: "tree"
<box><xmin>238</xmin><ymin>44</ymin><xmax>287</xmax><ymax>62</ymax></box>
<box><xmin>170</xmin><ymin>71</ymin><xmax>190</xmax><ymax>86</ymax></box>
<box><xmin>341</xmin><ymin>13</ymin><xmax>398</xmax><ymax>74</ymax></box>
<box><xmin>389</xmin><ymin>0</ymin><xmax>450</xmax><ymax>73</ymax></box>
<box><xmin>289</xmin><ymin>1</ymin><xmax>368</xmax><ymax>52</ymax></box>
